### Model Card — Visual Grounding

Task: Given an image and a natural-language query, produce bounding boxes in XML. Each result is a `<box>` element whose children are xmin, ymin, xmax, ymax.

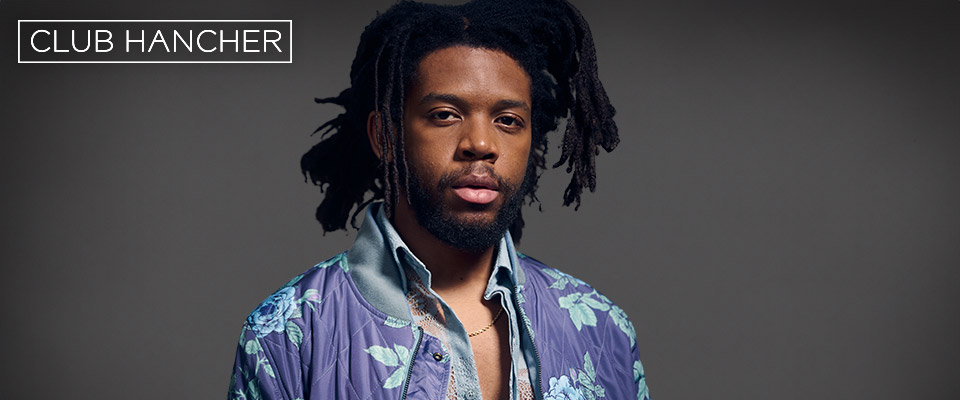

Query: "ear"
<box><xmin>366</xmin><ymin>111</ymin><xmax>384</xmax><ymax>160</ymax></box>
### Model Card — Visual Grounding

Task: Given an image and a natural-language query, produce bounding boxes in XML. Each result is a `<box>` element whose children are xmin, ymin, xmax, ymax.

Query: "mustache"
<box><xmin>436</xmin><ymin>164</ymin><xmax>511</xmax><ymax>192</ymax></box>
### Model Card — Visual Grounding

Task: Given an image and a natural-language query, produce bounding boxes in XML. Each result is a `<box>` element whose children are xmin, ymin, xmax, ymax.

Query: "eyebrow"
<box><xmin>418</xmin><ymin>92</ymin><xmax>530</xmax><ymax>112</ymax></box>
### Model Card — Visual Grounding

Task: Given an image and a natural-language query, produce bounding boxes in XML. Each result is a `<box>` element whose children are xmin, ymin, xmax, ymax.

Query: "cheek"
<box><xmin>404</xmin><ymin>130</ymin><xmax>459</xmax><ymax>169</ymax></box>
<box><xmin>405</xmin><ymin>137</ymin><xmax>442</xmax><ymax>162</ymax></box>
<box><xmin>506</xmin><ymin>136</ymin><xmax>533</xmax><ymax>177</ymax></box>
<box><xmin>403</xmin><ymin>140</ymin><xmax>447</xmax><ymax>182</ymax></box>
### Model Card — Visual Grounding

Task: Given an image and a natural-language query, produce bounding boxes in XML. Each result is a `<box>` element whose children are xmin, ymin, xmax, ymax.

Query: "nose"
<box><xmin>456</xmin><ymin>119</ymin><xmax>499</xmax><ymax>163</ymax></box>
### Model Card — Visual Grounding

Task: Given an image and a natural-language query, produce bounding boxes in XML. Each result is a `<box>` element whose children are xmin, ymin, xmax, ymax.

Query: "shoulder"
<box><xmin>232</xmin><ymin>252</ymin><xmax>416</xmax><ymax>398</ymax></box>
<box><xmin>517</xmin><ymin>252</ymin><xmax>589</xmax><ymax>292</ymax></box>
<box><xmin>517</xmin><ymin>253</ymin><xmax>636</xmax><ymax>346</ymax></box>
<box><xmin>276</xmin><ymin>251</ymin><xmax>351</xmax><ymax>296</ymax></box>
<box><xmin>517</xmin><ymin>253</ymin><xmax>637</xmax><ymax>347</ymax></box>
<box><xmin>241</xmin><ymin>252</ymin><xmax>361</xmax><ymax>348</ymax></box>
<box><xmin>516</xmin><ymin>253</ymin><xmax>649</xmax><ymax>399</ymax></box>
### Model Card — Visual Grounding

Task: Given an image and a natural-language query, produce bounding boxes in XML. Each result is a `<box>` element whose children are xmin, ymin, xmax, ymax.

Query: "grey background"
<box><xmin>2</xmin><ymin>0</ymin><xmax>958</xmax><ymax>399</ymax></box>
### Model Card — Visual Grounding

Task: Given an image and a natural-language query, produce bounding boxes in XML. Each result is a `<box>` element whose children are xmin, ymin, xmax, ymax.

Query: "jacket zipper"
<box><xmin>514</xmin><ymin>285</ymin><xmax>543</xmax><ymax>399</ymax></box>
<box><xmin>400</xmin><ymin>326</ymin><xmax>423</xmax><ymax>400</ymax></box>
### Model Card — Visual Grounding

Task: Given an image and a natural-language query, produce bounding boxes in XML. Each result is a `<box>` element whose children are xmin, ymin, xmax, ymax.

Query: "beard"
<box><xmin>406</xmin><ymin>161</ymin><xmax>533</xmax><ymax>252</ymax></box>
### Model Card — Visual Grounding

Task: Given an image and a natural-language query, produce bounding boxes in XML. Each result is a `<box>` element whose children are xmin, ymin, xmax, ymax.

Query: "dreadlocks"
<box><xmin>300</xmin><ymin>0</ymin><xmax>619</xmax><ymax>241</ymax></box>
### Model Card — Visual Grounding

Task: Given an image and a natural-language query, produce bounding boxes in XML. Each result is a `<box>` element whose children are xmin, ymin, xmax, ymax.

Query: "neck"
<box><xmin>390</xmin><ymin>199</ymin><xmax>496</xmax><ymax>300</ymax></box>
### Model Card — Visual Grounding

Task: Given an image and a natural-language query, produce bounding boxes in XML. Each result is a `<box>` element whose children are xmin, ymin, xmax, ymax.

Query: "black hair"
<box><xmin>300</xmin><ymin>0</ymin><xmax>619</xmax><ymax>241</ymax></box>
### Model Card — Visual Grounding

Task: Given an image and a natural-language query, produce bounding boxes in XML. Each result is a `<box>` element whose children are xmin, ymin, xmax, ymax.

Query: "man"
<box><xmin>229</xmin><ymin>0</ymin><xmax>650</xmax><ymax>399</ymax></box>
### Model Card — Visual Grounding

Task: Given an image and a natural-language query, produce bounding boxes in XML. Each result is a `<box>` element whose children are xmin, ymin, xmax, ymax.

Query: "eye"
<box><xmin>495</xmin><ymin>115</ymin><xmax>525</xmax><ymax>129</ymax></box>
<box><xmin>429</xmin><ymin>110</ymin><xmax>460</xmax><ymax>123</ymax></box>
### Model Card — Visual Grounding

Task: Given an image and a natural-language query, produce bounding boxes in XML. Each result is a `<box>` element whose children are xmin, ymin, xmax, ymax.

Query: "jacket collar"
<box><xmin>346</xmin><ymin>202</ymin><xmax>526</xmax><ymax>322</ymax></box>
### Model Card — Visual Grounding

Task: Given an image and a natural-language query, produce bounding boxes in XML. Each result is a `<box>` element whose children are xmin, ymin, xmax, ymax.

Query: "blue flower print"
<box><xmin>315</xmin><ymin>252</ymin><xmax>348</xmax><ymax>272</ymax></box>
<box><xmin>558</xmin><ymin>291</ymin><xmax>609</xmax><ymax>331</ymax></box>
<box><xmin>544</xmin><ymin>268</ymin><xmax>586</xmax><ymax>290</ymax></box>
<box><xmin>634</xmin><ymin>360</ymin><xmax>650</xmax><ymax>400</ymax></box>
<box><xmin>364</xmin><ymin>344</ymin><xmax>412</xmax><ymax>389</ymax></box>
<box><xmin>247</xmin><ymin>287</ymin><xmax>298</xmax><ymax>338</ymax></box>
<box><xmin>545</xmin><ymin>375</ymin><xmax>584</xmax><ymax>400</ymax></box>
<box><xmin>609</xmin><ymin>304</ymin><xmax>637</xmax><ymax>347</ymax></box>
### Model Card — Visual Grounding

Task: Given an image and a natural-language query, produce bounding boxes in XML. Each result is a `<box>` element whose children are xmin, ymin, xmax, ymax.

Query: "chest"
<box><xmin>468</xmin><ymin>317</ymin><xmax>511</xmax><ymax>400</ymax></box>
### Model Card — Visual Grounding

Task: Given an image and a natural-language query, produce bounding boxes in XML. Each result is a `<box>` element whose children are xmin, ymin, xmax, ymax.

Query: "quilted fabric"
<box><xmin>228</xmin><ymin>251</ymin><xmax>649</xmax><ymax>400</ymax></box>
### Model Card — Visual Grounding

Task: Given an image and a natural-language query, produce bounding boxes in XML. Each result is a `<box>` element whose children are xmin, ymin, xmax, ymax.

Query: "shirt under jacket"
<box><xmin>228</xmin><ymin>202</ymin><xmax>651</xmax><ymax>400</ymax></box>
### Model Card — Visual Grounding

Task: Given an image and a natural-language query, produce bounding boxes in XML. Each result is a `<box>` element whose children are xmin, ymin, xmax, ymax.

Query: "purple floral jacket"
<box><xmin>229</xmin><ymin>209</ymin><xmax>650</xmax><ymax>400</ymax></box>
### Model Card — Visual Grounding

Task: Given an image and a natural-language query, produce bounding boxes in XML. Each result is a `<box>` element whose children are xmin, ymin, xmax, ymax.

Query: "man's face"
<box><xmin>401</xmin><ymin>45</ymin><xmax>533</xmax><ymax>251</ymax></box>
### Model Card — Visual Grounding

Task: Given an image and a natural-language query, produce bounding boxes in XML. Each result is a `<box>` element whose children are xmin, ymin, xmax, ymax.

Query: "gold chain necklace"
<box><xmin>467</xmin><ymin>308</ymin><xmax>503</xmax><ymax>337</ymax></box>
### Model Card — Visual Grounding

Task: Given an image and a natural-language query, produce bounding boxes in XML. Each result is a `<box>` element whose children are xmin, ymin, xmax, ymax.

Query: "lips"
<box><xmin>451</xmin><ymin>174</ymin><xmax>500</xmax><ymax>205</ymax></box>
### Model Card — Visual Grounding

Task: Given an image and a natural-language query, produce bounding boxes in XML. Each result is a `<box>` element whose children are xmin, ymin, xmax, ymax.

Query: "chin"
<box><xmin>445</xmin><ymin>211</ymin><xmax>498</xmax><ymax>228</ymax></box>
<box><xmin>419</xmin><ymin>201</ymin><xmax>516</xmax><ymax>252</ymax></box>
<box><xmin>453</xmin><ymin>200</ymin><xmax>499</xmax><ymax>213</ymax></box>
<box><xmin>445</xmin><ymin>199</ymin><xmax>503</xmax><ymax>220</ymax></box>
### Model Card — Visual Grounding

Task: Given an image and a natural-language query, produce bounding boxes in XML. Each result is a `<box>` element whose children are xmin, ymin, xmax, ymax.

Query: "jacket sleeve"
<box><xmin>227</xmin><ymin>324</ymin><xmax>303</xmax><ymax>400</ymax></box>
<box><xmin>608</xmin><ymin>303</ymin><xmax>651</xmax><ymax>400</ymax></box>
<box><xmin>631</xmin><ymin>341</ymin><xmax>651</xmax><ymax>400</ymax></box>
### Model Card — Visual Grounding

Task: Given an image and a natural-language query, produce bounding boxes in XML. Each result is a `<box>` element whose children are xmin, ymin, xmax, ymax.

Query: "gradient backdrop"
<box><xmin>2</xmin><ymin>0</ymin><xmax>959</xmax><ymax>398</ymax></box>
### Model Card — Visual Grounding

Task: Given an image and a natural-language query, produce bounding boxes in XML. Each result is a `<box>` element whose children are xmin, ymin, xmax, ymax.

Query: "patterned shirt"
<box><xmin>373</xmin><ymin>207</ymin><xmax>536</xmax><ymax>399</ymax></box>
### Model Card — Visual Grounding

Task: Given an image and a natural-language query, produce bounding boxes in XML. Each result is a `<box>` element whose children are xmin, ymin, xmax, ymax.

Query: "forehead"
<box><xmin>409</xmin><ymin>46</ymin><xmax>531</xmax><ymax>104</ymax></box>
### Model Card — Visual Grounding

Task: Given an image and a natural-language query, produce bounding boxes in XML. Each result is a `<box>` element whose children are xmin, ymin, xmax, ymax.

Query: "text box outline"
<box><xmin>18</xmin><ymin>20</ymin><xmax>293</xmax><ymax>63</ymax></box>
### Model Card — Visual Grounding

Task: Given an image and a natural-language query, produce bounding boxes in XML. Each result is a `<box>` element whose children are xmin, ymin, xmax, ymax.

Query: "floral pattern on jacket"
<box><xmin>228</xmin><ymin>251</ymin><xmax>649</xmax><ymax>400</ymax></box>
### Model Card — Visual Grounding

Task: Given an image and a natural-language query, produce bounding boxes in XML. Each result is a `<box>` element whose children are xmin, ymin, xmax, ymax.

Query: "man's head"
<box><xmin>301</xmin><ymin>0</ymin><xmax>619</xmax><ymax>243</ymax></box>
<box><xmin>396</xmin><ymin>46</ymin><xmax>534</xmax><ymax>251</ymax></box>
